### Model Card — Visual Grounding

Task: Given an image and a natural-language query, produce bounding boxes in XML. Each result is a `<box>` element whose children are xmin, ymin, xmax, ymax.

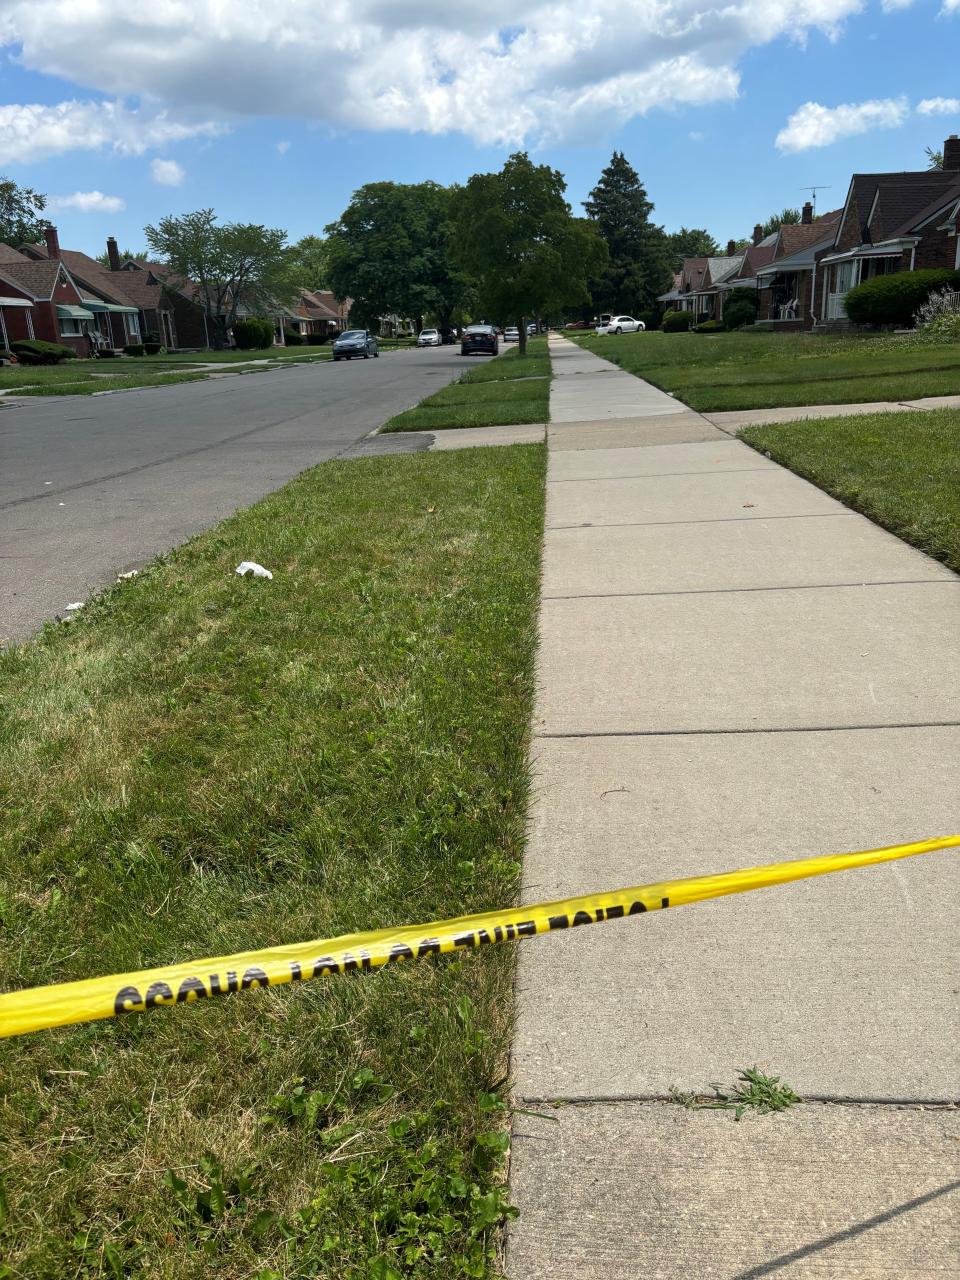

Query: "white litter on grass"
<box><xmin>235</xmin><ymin>561</ymin><xmax>273</xmax><ymax>580</ymax></box>
<box><xmin>117</xmin><ymin>570</ymin><xmax>139</xmax><ymax>580</ymax></box>
<box><xmin>64</xmin><ymin>602</ymin><xmax>84</xmax><ymax>611</ymax></box>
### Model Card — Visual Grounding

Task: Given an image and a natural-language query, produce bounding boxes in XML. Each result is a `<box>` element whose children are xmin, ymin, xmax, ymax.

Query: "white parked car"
<box><xmin>417</xmin><ymin>328</ymin><xmax>441</xmax><ymax>347</ymax></box>
<box><xmin>596</xmin><ymin>314</ymin><xmax>645</xmax><ymax>335</ymax></box>
<box><xmin>504</xmin><ymin>326</ymin><xmax>520</xmax><ymax>342</ymax></box>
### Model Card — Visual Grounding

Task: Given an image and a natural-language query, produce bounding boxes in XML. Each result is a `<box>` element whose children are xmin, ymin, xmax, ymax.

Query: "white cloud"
<box><xmin>688</xmin><ymin>130</ymin><xmax>705</xmax><ymax>141</ymax></box>
<box><xmin>47</xmin><ymin>190</ymin><xmax>126</xmax><ymax>213</ymax></box>
<box><xmin>276</xmin><ymin>139</ymin><xmax>291</xmax><ymax>155</ymax></box>
<box><xmin>150</xmin><ymin>157</ymin><xmax>186</xmax><ymax>186</ymax></box>
<box><xmin>0</xmin><ymin>0</ymin><xmax>870</xmax><ymax>148</ymax></box>
<box><xmin>917</xmin><ymin>97</ymin><xmax>960</xmax><ymax>115</ymax></box>
<box><xmin>0</xmin><ymin>99</ymin><xmax>223</xmax><ymax>165</ymax></box>
<box><xmin>776</xmin><ymin>96</ymin><xmax>909</xmax><ymax>151</ymax></box>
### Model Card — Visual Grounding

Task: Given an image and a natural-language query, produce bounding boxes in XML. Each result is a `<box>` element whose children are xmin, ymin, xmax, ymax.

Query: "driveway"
<box><xmin>0</xmin><ymin>347</ymin><xmax>466</xmax><ymax>643</ymax></box>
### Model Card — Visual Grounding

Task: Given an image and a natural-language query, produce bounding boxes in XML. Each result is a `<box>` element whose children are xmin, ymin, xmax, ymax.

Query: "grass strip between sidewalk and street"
<box><xmin>380</xmin><ymin>339</ymin><xmax>550</xmax><ymax>432</ymax></box>
<box><xmin>740</xmin><ymin>408</ymin><xmax>960</xmax><ymax>573</ymax></box>
<box><xmin>9</xmin><ymin>372</ymin><xmax>212</xmax><ymax>397</ymax></box>
<box><xmin>568</xmin><ymin>330</ymin><xmax>960</xmax><ymax>411</ymax></box>
<box><xmin>0</xmin><ymin>444</ymin><xmax>546</xmax><ymax>1279</ymax></box>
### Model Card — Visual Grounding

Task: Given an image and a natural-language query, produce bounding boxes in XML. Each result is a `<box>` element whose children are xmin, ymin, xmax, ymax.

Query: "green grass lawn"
<box><xmin>0</xmin><ymin>444</ymin><xmax>545</xmax><ymax>1278</ymax></box>
<box><xmin>569</xmin><ymin>330</ymin><xmax>960</xmax><ymax>411</ymax></box>
<box><xmin>740</xmin><ymin>408</ymin><xmax>960</xmax><ymax>572</ymax></box>
<box><xmin>381</xmin><ymin>339</ymin><xmax>550</xmax><ymax>432</ymax></box>
<box><xmin>12</xmin><ymin>372</ymin><xmax>211</xmax><ymax>396</ymax></box>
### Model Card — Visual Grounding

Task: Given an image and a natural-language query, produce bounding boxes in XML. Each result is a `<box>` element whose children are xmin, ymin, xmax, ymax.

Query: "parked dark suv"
<box><xmin>460</xmin><ymin>324</ymin><xmax>498</xmax><ymax>357</ymax></box>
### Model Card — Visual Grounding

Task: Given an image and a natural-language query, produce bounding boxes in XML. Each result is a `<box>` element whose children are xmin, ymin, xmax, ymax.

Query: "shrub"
<box><xmin>142</xmin><ymin>342</ymin><xmax>162</xmax><ymax>355</ymax></box>
<box><xmin>0</xmin><ymin>349</ymin><xmax>14</xmax><ymax>362</ymax></box>
<box><xmin>233</xmin><ymin>318</ymin><xmax>271</xmax><ymax>350</ymax></box>
<box><xmin>661</xmin><ymin>310</ymin><xmax>692</xmax><ymax>332</ymax></box>
<box><xmin>723</xmin><ymin>286</ymin><xmax>759</xmax><ymax>311</ymax></box>
<box><xmin>123</xmin><ymin>343</ymin><xmax>146</xmax><ymax>357</ymax></box>
<box><xmin>283</xmin><ymin>327</ymin><xmax>303</xmax><ymax>346</ymax></box>
<box><xmin>844</xmin><ymin>268</ymin><xmax>960</xmax><ymax>327</ymax></box>
<box><xmin>638</xmin><ymin>310</ymin><xmax>660</xmax><ymax>331</ymax></box>
<box><xmin>10</xmin><ymin>339</ymin><xmax>76</xmax><ymax>365</ymax></box>
<box><xmin>695</xmin><ymin>319</ymin><xmax>725</xmax><ymax>333</ymax></box>
<box><xmin>912</xmin><ymin>288</ymin><xmax>960</xmax><ymax>344</ymax></box>
<box><xmin>723</xmin><ymin>301</ymin><xmax>757</xmax><ymax>330</ymax></box>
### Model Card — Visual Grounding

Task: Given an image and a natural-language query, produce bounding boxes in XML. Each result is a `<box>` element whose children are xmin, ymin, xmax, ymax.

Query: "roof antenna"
<box><xmin>800</xmin><ymin>185</ymin><xmax>832</xmax><ymax>214</ymax></box>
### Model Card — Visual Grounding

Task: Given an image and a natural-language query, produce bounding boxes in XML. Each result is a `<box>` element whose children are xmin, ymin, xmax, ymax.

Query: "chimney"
<box><xmin>943</xmin><ymin>134</ymin><xmax>960</xmax><ymax>172</ymax></box>
<box><xmin>726</xmin><ymin>238</ymin><xmax>736</xmax><ymax>255</ymax></box>
<box><xmin>753</xmin><ymin>223</ymin><xmax>763</xmax><ymax>245</ymax></box>
<box><xmin>44</xmin><ymin>225</ymin><xmax>61</xmax><ymax>259</ymax></box>
<box><xmin>801</xmin><ymin>201</ymin><xmax>813</xmax><ymax>225</ymax></box>
<box><xmin>106</xmin><ymin>236</ymin><xmax>121</xmax><ymax>271</ymax></box>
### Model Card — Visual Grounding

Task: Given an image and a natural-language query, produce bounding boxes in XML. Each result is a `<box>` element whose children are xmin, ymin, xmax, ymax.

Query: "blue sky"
<box><xmin>1</xmin><ymin>0</ymin><xmax>958</xmax><ymax>256</ymax></box>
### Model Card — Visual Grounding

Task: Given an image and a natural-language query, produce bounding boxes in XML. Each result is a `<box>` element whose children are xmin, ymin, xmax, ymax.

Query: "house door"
<box><xmin>827</xmin><ymin>261</ymin><xmax>857</xmax><ymax>319</ymax></box>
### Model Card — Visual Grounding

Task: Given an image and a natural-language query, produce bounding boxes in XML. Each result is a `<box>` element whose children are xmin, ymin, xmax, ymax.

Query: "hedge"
<box><xmin>695</xmin><ymin>319</ymin><xmax>725</xmax><ymax>333</ymax></box>
<box><xmin>723</xmin><ymin>301</ymin><xmax>757</xmax><ymax>330</ymax></box>
<box><xmin>844</xmin><ymin>268</ymin><xmax>960</xmax><ymax>326</ymax></box>
<box><xmin>661</xmin><ymin>310</ymin><xmax>692</xmax><ymax>332</ymax></box>
<box><xmin>10</xmin><ymin>339</ymin><xmax>76</xmax><ymax>365</ymax></box>
<box><xmin>233</xmin><ymin>318</ymin><xmax>274</xmax><ymax>350</ymax></box>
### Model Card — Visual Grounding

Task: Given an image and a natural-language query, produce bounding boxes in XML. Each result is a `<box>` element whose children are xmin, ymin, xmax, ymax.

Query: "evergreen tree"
<box><xmin>583</xmin><ymin>152</ymin><xmax>671</xmax><ymax>314</ymax></box>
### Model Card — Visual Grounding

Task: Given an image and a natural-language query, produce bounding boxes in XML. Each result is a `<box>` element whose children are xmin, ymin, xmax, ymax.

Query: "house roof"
<box><xmin>886</xmin><ymin>177</ymin><xmax>960</xmax><ymax>237</ymax></box>
<box><xmin>20</xmin><ymin>243</ymin><xmax>142</xmax><ymax>309</ymax></box>
<box><xmin>0</xmin><ymin>242</ymin><xmax>29</xmax><ymax>264</ymax></box>
<box><xmin>0</xmin><ymin>259</ymin><xmax>65</xmax><ymax>300</ymax></box>
<box><xmin>703</xmin><ymin>254</ymin><xmax>745</xmax><ymax>288</ymax></box>
<box><xmin>679</xmin><ymin>257</ymin><xmax>708</xmax><ymax>291</ymax></box>
<box><xmin>756</xmin><ymin>230</ymin><xmax>838</xmax><ymax>277</ymax></box>
<box><xmin>777</xmin><ymin>220</ymin><xmax>836</xmax><ymax>258</ymax></box>
<box><xmin>844</xmin><ymin>170</ymin><xmax>960</xmax><ymax>243</ymax></box>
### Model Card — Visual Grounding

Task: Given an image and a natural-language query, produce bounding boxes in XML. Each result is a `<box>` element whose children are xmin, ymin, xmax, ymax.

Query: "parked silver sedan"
<box><xmin>332</xmin><ymin>329</ymin><xmax>379</xmax><ymax>360</ymax></box>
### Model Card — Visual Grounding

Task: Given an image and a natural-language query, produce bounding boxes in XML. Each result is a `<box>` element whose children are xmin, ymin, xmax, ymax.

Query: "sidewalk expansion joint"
<box><xmin>513</xmin><ymin>1094</ymin><xmax>960</xmax><ymax>1110</ymax></box>
<box><xmin>547</xmin><ymin>512</ymin><xmax>857</xmax><ymax>531</ymax></box>
<box><xmin>541</xmin><ymin>579</ymin><xmax>956</xmax><ymax>603</ymax></box>
<box><xmin>535</xmin><ymin>720</ymin><xmax>960</xmax><ymax>740</ymax></box>
<box><xmin>546</xmin><ymin>466</ymin><xmax>775</xmax><ymax>485</ymax></box>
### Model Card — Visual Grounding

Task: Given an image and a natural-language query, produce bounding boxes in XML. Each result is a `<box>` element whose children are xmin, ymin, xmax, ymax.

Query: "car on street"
<box><xmin>460</xmin><ymin>324</ymin><xmax>499</xmax><ymax>356</ymax></box>
<box><xmin>332</xmin><ymin>329</ymin><xmax>379</xmax><ymax>360</ymax></box>
<box><xmin>417</xmin><ymin>328</ymin><xmax>441</xmax><ymax>347</ymax></box>
<box><xmin>526</xmin><ymin>322</ymin><xmax>538</xmax><ymax>335</ymax></box>
<box><xmin>564</xmin><ymin>319</ymin><xmax>592</xmax><ymax>329</ymax></box>
<box><xmin>504</xmin><ymin>326</ymin><xmax>520</xmax><ymax>343</ymax></box>
<box><xmin>595</xmin><ymin>314</ymin><xmax>645</xmax><ymax>335</ymax></box>
<box><xmin>439</xmin><ymin>327</ymin><xmax>458</xmax><ymax>345</ymax></box>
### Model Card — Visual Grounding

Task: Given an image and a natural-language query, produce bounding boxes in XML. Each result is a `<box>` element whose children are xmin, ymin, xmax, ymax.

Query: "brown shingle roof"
<box><xmin>0</xmin><ymin>242</ymin><xmax>28</xmax><ymax>264</ymax></box>
<box><xmin>21</xmin><ymin>243</ymin><xmax>141</xmax><ymax>308</ymax></box>
<box><xmin>0</xmin><ymin>259</ymin><xmax>63</xmax><ymax>299</ymax></box>
<box><xmin>847</xmin><ymin>170</ymin><xmax>960</xmax><ymax>242</ymax></box>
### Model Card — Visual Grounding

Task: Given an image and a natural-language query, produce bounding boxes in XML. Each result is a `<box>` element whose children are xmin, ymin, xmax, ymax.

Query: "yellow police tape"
<box><xmin>2</xmin><ymin>834</ymin><xmax>958</xmax><ymax>1040</ymax></box>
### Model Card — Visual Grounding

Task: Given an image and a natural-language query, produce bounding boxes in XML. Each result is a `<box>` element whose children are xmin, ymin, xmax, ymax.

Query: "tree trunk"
<box><xmin>517</xmin><ymin>316</ymin><xmax>526</xmax><ymax>356</ymax></box>
<box><xmin>205</xmin><ymin>311</ymin><xmax>228</xmax><ymax>350</ymax></box>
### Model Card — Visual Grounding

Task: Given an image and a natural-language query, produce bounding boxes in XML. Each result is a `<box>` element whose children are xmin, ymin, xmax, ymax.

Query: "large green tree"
<box><xmin>583</xmin><ymin>152</ymin><xmax>671</xmax><ymax>315</ymax></box>
<box><xmin>761</xmin><ymin>207</ymin><xmax>802</xmax><ymax>237</ymax></box>
<box><xmin>288</xmin><ymin>235</ymin><xmax>330</xmax><ymax>292</ymax></box>
<box><xmin>324</xmin><ymin>182</ymin><xmax>469</xmax><ymax>332</ymax></box>
<box><xmin>666</xmin><ymin>227</ymin><xmax>719</xmax><ymax>270</ymax></box>
<box><xmin>145</xmin><ymin>209</ymin><xmax>292</xmax><ymax>348</ymax></box>
<box><xmin>0</xmin><ymin>176</ymin><xmax>47</xmax><ymax>246</ymax></box>
<box><xmin>450</xmin><ymin>152</ymin><xmax>606</xmax><ymax>353</ymax></box>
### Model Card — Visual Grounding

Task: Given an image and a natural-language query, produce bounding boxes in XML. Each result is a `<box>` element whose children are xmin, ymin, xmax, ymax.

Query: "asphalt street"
<box><xmin>0</xmin><ymin>345</ymin><xmax>468</xmax><ymax>642</ymax></box>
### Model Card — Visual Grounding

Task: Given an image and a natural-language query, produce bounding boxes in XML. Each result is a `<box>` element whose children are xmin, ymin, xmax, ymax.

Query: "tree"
<box><xmin>144</xmin><ymin>209</ymin><xmax>292</xmax><ymax>348</ymax></box>
<box><xmin>583</xmin><ymin>152</ymin><xmax>671</xmax><ymax>316</ymax></box>
<box><xmin>450</xmin><ymin>153</ymin><xmax>606</xmax><ymax>354</ymax></box>
<box><xmin>288</xmin><ymin>235</ymin><xmax>330</xmax><ymax>291</ymax></box>
<box><xmin>667</xmin><ymin>227</ymin><xmax>719</xmax><ymax>270</ymax></box>
<box><xmin>925</xmin><ymin>145</ymin><xmax>944</xmax><ymax>170</ymax></box>
<box><xmin>0</xmin><ymin>176</ymin><xmax>47</xmax><ymax>246</ymax></box>
<box><xmin>761</xmin><ymin>208</ymin><xmax>801</xmax><ymax>237</ymax></box>
<box><xmin>325</xmin><ymin>182</ymin><xmax>469</xmax><ymax>333</ymax></box>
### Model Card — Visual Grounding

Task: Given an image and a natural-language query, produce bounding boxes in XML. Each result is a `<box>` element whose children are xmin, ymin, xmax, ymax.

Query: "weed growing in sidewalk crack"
<box><xmin>670</xmin><ymin>1067</ymin><xmax>800</xmax><ymax>1121</ymax></box>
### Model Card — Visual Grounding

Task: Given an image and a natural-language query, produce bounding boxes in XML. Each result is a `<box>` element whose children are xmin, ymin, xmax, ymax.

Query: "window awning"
<box><xmin>56</xmin><ymin>304</ymin><xmax>96</xmax><ymax>320</ymax></box>
<box><xmin>0</xmin><ymin>296</ymin><xmax>33</xmax><ymax>307</ymax></box>
<box><xmin>81</xmin><ymin>299</ymin><xmax>140</xmax><ymax>315</ymax></box>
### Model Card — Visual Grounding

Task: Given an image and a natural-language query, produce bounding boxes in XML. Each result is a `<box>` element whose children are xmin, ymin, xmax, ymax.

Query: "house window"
<box><xmin>59</xmin><ymin>317</ymin><xmax>84</xmax><ymax>337</ymax></box>
<box><xmin>124</xmin><ymin>312</ymin><xmax>141</xmax><ymax>339</ymax></box>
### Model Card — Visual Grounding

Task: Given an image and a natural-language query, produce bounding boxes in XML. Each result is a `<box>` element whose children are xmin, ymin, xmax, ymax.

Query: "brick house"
<box><xmin>118</xmin><ymin>257</ymin><xmax>210</xmax><ymax>348</ymax></box>
<box><xmin>687</xmin><ymin>245</ymin><xmax>746</xmax><ymax>321</ymax></box>
<box><xmin>289</xmin><ymin>287</ymin><xmax>350</xmax><ymax>340</ymax></box>
<box><xmin>658</xmin><ymin>257</ymin><xmax>708</xmax><ymax>316</ymax></box>
<box><xmin>20</xmin><ymin>228</ymin><xmax>146</xmax><ymax>351</ymax></box>
<box><xmin>755</xmin><ymin>205</ymin><xmax>843</xmax><ymax>330</ymax></box>
<box><xmin>0</xmin><ymin>240</ymin><xmax>95</xmax><ymax>355</ymax></box>
<box><xmin>812</xmin><ymin>135</ymin><xmax>960</xmax><ymax>325</ymax></box>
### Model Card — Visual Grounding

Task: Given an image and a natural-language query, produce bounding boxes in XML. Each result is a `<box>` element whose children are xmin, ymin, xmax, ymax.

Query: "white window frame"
<box><xmin>124</xmin><ymin>311</ymin><xmax>141</xmax><ymax>340</ymax></box>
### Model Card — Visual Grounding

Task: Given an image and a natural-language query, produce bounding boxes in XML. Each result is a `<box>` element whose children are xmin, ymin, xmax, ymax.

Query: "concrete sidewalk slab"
<box><xmin>513</xmin><ymin>726</ymin><xmax>960</xmax><ymax>1100</ymax></box>
<box><xmin>536</xmin><ymin>581</ymin><xmax>960</xmax><ymax>735</ymax></box>
<box><xmin>427</xmin><ymin>423</ymin><xmax>546</xmax><ymax>449</ymax></box>
<box><xmin>547</xmin><ymin>439</ymin><xmax>777</xmax><ymax>481</ymax></box>
<box><xmin>552</xmin><ymin>377</ymin><xmax>685</xmax><ymax>421</ymax></box>
<box><xmin>545</xmin><ymin>466</ymin><xmax>847</xmax><ymax>528</ymax></box>
<box><xmin>900</xmin><ymin>395</ymin><xmax>960</xmax><ymax>410</ymax></box>
<box><xmin>549</xmin><ymin>415</ymin><xmax>725</xmax><ymax>449</ymax></box>
<box><xmin>540</xmin><ymin>513</ymin><xmax>953</xmax><ymax>598</ymax></box>
<box><xmin>508</xmin><ymin>1104</ymin><xmax>960</xmax><ymax>1279</ymax></box>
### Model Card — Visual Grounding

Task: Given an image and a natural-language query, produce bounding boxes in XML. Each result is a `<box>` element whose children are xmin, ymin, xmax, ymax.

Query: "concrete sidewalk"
<box><xmin>507</xmin><ymin>336</ymin><xmax>960</xmax><ymax>1278</ymax></box>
